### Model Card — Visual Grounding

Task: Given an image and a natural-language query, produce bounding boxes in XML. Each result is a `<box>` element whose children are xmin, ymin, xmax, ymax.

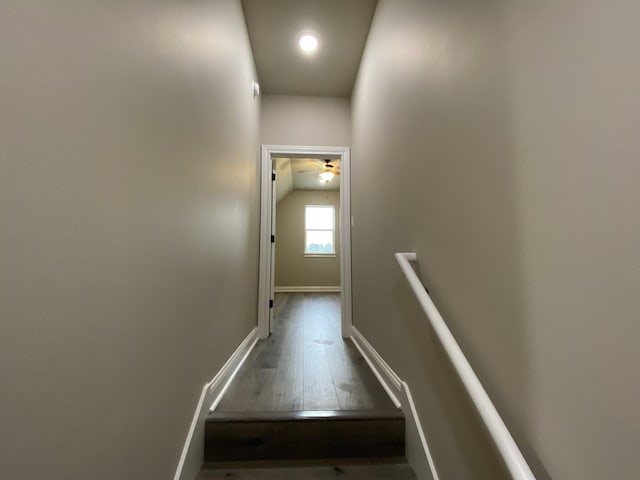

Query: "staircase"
<box><xmin>197</xmin><ymin>408</ymin><xmax>416</xmax><ymax>479</ymax></box>
<box><xmin>196</xmin><ymin>293</ymin><xmax>418</xmax><ymax>478</ymax></box>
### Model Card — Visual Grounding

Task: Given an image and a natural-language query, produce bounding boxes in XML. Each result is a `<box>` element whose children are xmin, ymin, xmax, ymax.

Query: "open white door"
<box><xmin>268</xmin><ymin>168</ymin><xmax>276</xmax><ymax>334</ymax></box>
<box><xmin>257</xmin><ymin>155</ymin><xmax>272</xmax><ymax>339</ymax></box>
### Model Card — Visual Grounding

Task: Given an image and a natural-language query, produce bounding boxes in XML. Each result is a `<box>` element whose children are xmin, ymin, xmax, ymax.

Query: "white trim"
<box><xmin>173</xmin><ymin>381</ymin><xmax>210</xmax><ymax>480</ymax></box>
<box><xmin>173</xmin><ymin>328</ymin><xmax>258</xmax><ymax>480</ymax></box>
<box><xmin>401</xmin><ymin>382</ymin><xmax>440</xmax><ymax>480</ymax></box>
<box><xmin>304</xmin><ymin>204</ymin><xmax>336</xmax><ymax>255</ymax></box>
<box><xmin>350</xmin><ymin>327</ymin><xmax>402</xmax><ymax>407</ymax></box>
<box><xmin>257</xmin><ymin>146</ymin><xmax>273</xmax><ymax>339</ymax></box>
<box><xmin>207</xmin><ymin>327</ymin><xmax>258</xmax><ymax>410</ymax></box>
<box><xmin>274</xmin><ymin>286</ymin><xmax>341</xmax><ymax>293</ymax></box>
<box><xmin>258</xmin><ymin>145</ymin><xmax>352</xmax><ymax>340</ymax></box>
<box><xmin>350</xmin><ymin>327</ymin><xmax>439</xmax><ymax>480</ymax></box>
<box><xmin>339</xmin><ymin>147</ymin><xmax>353</xmax><ymax>339</ymax></box>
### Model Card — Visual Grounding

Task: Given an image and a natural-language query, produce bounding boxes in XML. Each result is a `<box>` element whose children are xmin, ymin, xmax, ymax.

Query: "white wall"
<box><xmin>0</xmin><ymin>1</ymin><xmax>260</xmax><ymax>479</ymax></box>
<box><xmin>352</xmin><ymin>0</ymin><xmax>640</xmax><ymax>479</ymax></box>
<box><xmin>260</xmin><ymin>94</ymin><xmax>351</xmax><ymax>146</ymax></box>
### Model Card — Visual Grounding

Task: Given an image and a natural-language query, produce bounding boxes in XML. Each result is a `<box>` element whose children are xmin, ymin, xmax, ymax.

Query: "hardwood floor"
<box><xmin>202</xmin><ymin>293</ymin><xmax>413</xmax><ymax>477</ymax></box>
<box><xmin>215</xmin><ymin>293</ymin><xmax>395</xmax><ymax>413</ymax></box>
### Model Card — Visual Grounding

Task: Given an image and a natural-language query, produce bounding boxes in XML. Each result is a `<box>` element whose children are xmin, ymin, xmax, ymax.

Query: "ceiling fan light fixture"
<box><xmin>319</xmin><ymin>171</ymin><xmax>335</xmax><ymax>183</ymax></box>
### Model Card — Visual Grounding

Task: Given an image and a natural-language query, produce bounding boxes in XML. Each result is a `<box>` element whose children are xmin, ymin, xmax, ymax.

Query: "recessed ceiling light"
<box><xmin>298</xmin><ymin>34</ymin><xmax>318</xmax><ymax>53</ymax></box>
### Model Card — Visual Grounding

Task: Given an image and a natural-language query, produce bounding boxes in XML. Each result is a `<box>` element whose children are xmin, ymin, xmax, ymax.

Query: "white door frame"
<box><xmin>257</xmin><ymin>144</ymin><xmax>352</xmax><ymax>339</ymax></box>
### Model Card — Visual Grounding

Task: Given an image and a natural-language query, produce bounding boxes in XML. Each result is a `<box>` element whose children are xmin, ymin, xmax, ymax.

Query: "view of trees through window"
<box><xmin>305</xmin><ymin>205</ymin><xmax>335</xmax><ymax>254</ymax></box>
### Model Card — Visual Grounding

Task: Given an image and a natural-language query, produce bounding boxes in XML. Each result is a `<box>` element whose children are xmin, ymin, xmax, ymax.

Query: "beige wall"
<box><xmin>275</xmin><ymin>190</ymin><xmax>340</xmax><ymax>287</ymax></box>
<box><xmin>506</xmin><ymin>2</ymin><xmax>640</xmax><ymax>478</ymax></box>
<box><xmin>352</xmin><ymin>0</ymin><xmax>640</xmax><ymax>479</ymax></box>
<box><xmin>260</xmin><ymin>94</ymin><xmax>351</xmax><ymax>146</ymax></box>
<box><xmin>0</xmin><ymin>1</ymin><xmax>260</xmax><ymax>479</ymax></box>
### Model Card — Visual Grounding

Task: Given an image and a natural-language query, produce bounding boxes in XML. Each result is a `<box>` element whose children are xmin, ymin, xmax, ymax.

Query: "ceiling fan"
<box><xmin>297</xmin><ymin>159</ymin><xmax>341</xmax><ymax>182</ymax></box>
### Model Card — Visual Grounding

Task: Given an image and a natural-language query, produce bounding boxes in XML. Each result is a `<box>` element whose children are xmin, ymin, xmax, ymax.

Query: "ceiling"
<box><xmin>241</xmin><ymin>0</ymin><xmax>378</xmax><ymax>97</ymax></box>
<box><xmin>275</xmin><ymin>158</ymin><xmax>340</xmax><ymax>203</ymax></box>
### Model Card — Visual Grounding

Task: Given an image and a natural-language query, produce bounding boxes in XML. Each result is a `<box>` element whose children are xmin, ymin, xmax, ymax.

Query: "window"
<box><xmin>305</xmin><ymin>205</ymin><xmax>335</xmax><ymax>255</ymax></box>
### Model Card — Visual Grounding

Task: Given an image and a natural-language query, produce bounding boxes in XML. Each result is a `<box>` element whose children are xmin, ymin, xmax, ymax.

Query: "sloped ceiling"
<box><xmin>275</xmin><ymin>158</ymin><xmax>340</xmax><ymax>203</ymax></box>
<box><xmin>241</xmin><ymin>0</ymin><xmax>378</xmax><ymax>97</ymax></box>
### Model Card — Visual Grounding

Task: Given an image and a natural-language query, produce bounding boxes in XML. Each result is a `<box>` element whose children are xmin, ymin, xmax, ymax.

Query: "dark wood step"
<box><xmin>197</xmin><ymin>458</ymin><xmax>417</xmax><ymax>479</ymax></box>
<box><xmin>204</xmin><ymin>409</ymin><xmax>405</xmax><ymax>462</ymax></box>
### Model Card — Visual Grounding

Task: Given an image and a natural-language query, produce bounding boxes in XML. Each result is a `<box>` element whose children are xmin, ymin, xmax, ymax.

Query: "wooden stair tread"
<box><xmin>207</xmin><ymin>408</ymin><xmax>404</xmax><ymax>422</ymax></box>
<box><xmin>197</xmin><ymin>460</ymin><xmax>417</xmax><ymax>479</ymax></box>
<box><xmin>205</xmin><ymin>409</ymin><xmax>405</xmax><ymax>462</ymax></box>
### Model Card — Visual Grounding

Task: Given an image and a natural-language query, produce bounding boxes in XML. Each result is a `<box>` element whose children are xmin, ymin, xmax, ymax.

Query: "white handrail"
<box><xmin>395</xmin><ymin>252</ymin><xmax>535</xmax><ymax>480</ymax></box>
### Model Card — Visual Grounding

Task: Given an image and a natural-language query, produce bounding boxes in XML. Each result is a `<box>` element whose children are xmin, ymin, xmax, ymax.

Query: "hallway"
<box><xmin>215</xmin><ymin>293</ymin><xmax>395</xmax><ymax>413</ymax></box>
<box><xmin>3</xmin><ymin>0</ymin><xmax>640</xmax><ymax>479</ymax></box>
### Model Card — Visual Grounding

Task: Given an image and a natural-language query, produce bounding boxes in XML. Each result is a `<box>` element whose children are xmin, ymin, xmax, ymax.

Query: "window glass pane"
<box><xmin>305</xmin><ymin>230</ymin><xmax>334</xmax><ymax>254</ymax></box>
<box><xmin>305</xmin><ymin>206</ymin><xmax>334</xmax><ymax>230</ymax></box>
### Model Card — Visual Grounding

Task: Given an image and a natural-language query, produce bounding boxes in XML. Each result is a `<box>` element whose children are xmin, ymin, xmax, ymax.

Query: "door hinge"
<box><xmin>271</xmin><ymin>235</ymin><xmax>275</xmax><ymax>243</ymax></box>
<box><xmin>269</xmin><ymin>299</ymin><xmax>274</xmax><ymax>309</ymax></box>
<box><xmin>272</xmin><ymin>172</ymin><xmax>276</xmax><ymax>181</ymax></box>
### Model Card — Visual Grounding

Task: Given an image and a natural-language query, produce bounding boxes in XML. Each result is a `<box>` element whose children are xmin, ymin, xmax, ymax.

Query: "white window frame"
<box><xmin>304</xmin><ymin>205</ymin><xmax>336</xmax><ymax>256</ymax></box>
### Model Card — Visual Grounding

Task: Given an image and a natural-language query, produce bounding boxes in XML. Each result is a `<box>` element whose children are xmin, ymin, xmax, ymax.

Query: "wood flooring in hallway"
<box><xmin>214</xmin><ymin>293</ymin><xmax>396</xmax><ymax>413</ymax></box>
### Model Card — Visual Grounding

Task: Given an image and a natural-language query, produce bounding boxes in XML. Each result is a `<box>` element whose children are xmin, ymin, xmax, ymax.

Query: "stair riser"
<box><xmin>205</xmin><ymin>418</ymin><xmax>405</xmax><ymax>461</ymax></box>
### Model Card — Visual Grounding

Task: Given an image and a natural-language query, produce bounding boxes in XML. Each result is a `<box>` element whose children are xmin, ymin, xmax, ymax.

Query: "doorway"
<box><xmin>257</xmin><ymin>145</ymin><xmax>352</xmax><ymax>339</ymax></box>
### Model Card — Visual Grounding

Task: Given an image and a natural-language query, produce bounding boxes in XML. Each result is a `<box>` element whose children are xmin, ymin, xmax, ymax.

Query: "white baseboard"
<box><xmin>274</xmin><ymin>286</ymin><xmax>341</xmax><ymax>293</ymax></box>
<box><xmin>401</xmin><ymin>381</ymin><xmax>440</xmax><ymax>480</ymax></box>
<box><xmin>350</xmin><ymin>327</ymin><xmax>438</xmax><ymax>480</ymax></box>
<box><xmin>351</xmin><ymin>327</ymin><xmax>402</xmax><ymax>408</ymax></box>
<box><xmin>173</xmin><ymin>327</ymin><xmax>258</xmax><ymax>480</ymax></box>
